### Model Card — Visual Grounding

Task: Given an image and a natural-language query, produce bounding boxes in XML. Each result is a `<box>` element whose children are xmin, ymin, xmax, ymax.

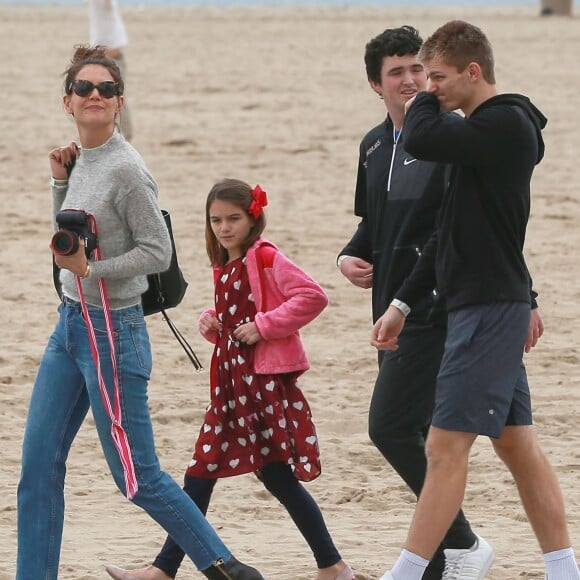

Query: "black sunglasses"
<box><xmin>70</xmin><ymin>80</ymin><xmax>120</xmax><ymax>99</ymax></box>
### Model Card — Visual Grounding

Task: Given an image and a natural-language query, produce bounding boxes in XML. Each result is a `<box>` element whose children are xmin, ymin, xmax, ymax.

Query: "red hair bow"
<box><xmin>248</xmin><ymin>184</ymin><xmax>268</xmax><ymax>218</ymax></box>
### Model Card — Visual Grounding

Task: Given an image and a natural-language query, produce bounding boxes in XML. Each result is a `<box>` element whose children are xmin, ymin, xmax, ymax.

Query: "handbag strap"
<box><xmin>159</xmin><ymin>304</ymin><xmax>203</xmax><ymax>371</ymax></box>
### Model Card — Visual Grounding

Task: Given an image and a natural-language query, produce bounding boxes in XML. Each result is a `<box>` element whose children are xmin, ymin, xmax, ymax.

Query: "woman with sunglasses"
<box><xmin>16</xmin><ymin>45</ymin><xmax>264</xmax><ymax>580</ymax></box>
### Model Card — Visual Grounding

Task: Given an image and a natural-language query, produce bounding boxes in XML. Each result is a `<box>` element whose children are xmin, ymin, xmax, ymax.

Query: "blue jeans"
<box><xmin>17</xmin><ymin>298</ymin><xmax>231</xmax><ymax>579</ymax></box>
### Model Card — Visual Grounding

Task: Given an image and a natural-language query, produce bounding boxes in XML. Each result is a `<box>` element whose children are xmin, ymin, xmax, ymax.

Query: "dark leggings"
<box><xmin>153</xmin><ymin>462</ymin><xmax>341</xmax><ymax>577</ymax></box>
<box><xmin>368</xmin><ymin>323</ymin><xmax>476</xmax><ymax>579</ymax></box>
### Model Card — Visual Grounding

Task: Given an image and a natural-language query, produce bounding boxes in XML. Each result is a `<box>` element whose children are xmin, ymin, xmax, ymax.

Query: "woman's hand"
<box><xmin>233</xmin><ymin>322</ymin><xmax>261</xmax><ymax>345</ymax></box>
<box><xmin>49</xmin><ymin>142</ymin><xmax>80</xmax><ymax>180</ymax></box>
<box><xmin>53</xmin><ymin>238</ymin><xmax>89</xmax><ymax>278</ymax></box>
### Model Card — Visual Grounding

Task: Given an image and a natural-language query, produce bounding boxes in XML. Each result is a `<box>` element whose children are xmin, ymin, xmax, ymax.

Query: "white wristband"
<box><xmin>337</xmin><ymin>255</ymin><xmax>351</xmax><ymax>269</ymax></box>
<box><xmin>390</xmin><ymin>298</ymin><xmax>411</xmax><ymax>317</ymax></box>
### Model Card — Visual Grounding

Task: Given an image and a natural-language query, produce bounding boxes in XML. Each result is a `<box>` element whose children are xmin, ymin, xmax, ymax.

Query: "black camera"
<box><xmin>51</xmin><ymin>210</ymin><xmax>98</xmax><ymax>258</ymax></box>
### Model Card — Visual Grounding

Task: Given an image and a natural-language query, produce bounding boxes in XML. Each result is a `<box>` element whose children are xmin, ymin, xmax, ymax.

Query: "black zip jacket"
<box><xmin>339</xmin><ymin>115</ymin><xmax>447</xmax><ymax>326</ymax></box>
<box><xmin>397</xmin><ymin>92</ymin><xmax>546</xmax><ymax>311</ymax></box>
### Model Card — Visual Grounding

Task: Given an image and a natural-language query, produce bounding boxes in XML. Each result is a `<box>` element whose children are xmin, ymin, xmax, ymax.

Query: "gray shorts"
<box><xmin>432</xmin><ymin>302</ymin><xmax>532</xmax><ymax>438</ymax></box>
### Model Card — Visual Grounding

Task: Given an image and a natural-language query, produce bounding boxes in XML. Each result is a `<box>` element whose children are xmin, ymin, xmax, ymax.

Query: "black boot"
<box><xmin>200</xmin><ymin>556</ymin><xmax>265</xmax><ymax>579</ymax></box>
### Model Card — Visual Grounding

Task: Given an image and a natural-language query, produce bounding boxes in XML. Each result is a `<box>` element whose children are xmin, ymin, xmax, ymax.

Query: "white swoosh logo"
<box><xmin>404</xmin><ymin>158</ymin><xmax>417</xmax><ymax>166</ymax></box>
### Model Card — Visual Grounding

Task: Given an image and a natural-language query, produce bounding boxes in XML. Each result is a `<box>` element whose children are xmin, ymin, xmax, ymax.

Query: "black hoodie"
<box><xmin>397</xmin><ymin>92</ymin><xmax>546</xmax><ymax>312</ymax></box>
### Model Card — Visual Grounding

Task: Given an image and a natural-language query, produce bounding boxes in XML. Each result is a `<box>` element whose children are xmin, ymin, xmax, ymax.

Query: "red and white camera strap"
<box><xmin>74</xmin><ymin>214</ymin><xmax>138</xmax><ymax>500</ymax></box>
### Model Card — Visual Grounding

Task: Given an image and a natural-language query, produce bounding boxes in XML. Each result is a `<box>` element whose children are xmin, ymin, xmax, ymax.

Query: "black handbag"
<box><xmin>142</xmin><ymin>210</ymin><xmax>202</xmax><ymax>370</ymax></box>
<box><xmin>142</xmin><ymin>210</ymin><xmax>188</xmax><ymax>316</ymax></box>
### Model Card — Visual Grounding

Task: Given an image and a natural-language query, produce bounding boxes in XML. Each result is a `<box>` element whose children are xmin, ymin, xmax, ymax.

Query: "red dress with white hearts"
<box><xmin>185</xmin><ymin>256</ymin><xmax>321</xmax><ymax>482</ymax></box>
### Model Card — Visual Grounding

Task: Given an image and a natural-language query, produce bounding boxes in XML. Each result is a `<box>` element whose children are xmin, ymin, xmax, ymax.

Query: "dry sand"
<box><xmin>1</xmin><ymin>3</ymin><xmax>579</xmax><ymax>578</ymax></box>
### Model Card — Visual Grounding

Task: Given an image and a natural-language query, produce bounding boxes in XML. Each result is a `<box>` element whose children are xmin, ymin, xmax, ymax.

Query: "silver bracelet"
<box><xmin>50</xmin><ymin>177</ymin><xmax>69</xmax><ymax>188</ymax></box>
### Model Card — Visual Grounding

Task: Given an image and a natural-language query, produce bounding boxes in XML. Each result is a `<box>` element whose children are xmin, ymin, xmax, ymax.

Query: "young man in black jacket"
<box><xmin>338</xmin><ymin>26</ymin><xmax>493</xmax><ymax>579</ymax></box>
<box><xmin>373</xmin><ymin>20</ymin><xmax>580</xmax><ymax>580</ymax></box>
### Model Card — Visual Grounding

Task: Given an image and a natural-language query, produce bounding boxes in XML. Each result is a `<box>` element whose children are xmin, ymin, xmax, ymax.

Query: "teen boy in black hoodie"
<box><xmin>373</xmin><ymin>20</ymin><xmax>580</xmax><ymax>580</ymax></box>
<box><xmin>338</xmin><ymin>26</ymin><xmax>493</xmax><ymax>579</ymax></box>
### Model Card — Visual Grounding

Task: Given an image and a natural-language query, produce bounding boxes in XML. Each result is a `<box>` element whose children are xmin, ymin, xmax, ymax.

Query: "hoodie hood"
<box><xmin>475</xmin><ymin>93</ymin><xmax>547</xmax><ymax>163</ymax></box>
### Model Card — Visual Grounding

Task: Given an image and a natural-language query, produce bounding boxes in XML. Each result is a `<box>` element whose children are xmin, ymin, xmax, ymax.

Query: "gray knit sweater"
<box><xmin>52</xmin><ymin>131</ymin><xmax>172</xmax><ymax>309</ymax></box>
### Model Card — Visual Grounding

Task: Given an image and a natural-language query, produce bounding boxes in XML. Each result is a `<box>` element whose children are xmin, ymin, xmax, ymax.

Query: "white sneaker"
<box><xmin>442</xmin><ymin>535</ymin><xmax>495</xmax><ymax>579</ymax></box>
<box><xmin>380</xmin><ymin>572</ymin><xmax>394</xmax><ymax>580</ymax></box>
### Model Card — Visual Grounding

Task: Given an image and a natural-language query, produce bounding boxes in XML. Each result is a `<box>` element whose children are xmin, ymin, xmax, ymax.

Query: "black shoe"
<box><xmin>201</xmin><ymin>556</ymin><xmax>264</xmax><ymax>579</ymax></box>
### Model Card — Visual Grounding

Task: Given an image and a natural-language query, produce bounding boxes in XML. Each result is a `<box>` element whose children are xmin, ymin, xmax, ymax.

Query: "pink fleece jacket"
<box><xmin>200</xmin><ymin>238</ymin><xmax>328</xmax><ymax>375</ymax></box>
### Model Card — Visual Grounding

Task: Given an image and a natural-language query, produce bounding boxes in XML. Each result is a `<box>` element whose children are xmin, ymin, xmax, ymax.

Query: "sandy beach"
<box><xmin>1</xmin><ymin>3</ymin><xmax>579</xmax><ymax>578</ymax></box>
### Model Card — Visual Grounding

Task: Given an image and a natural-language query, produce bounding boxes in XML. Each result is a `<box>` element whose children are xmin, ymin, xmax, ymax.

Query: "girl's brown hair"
<box><xmin>205</xmin><ymin>178</ymin><xmax>266</xmax><ymax>267</ymax></box>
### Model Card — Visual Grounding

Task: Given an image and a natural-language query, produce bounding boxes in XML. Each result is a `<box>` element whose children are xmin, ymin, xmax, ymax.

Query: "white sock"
<box><xmin>391</xmin><ymin>549</ymin><xmax>429</xmax><ymax>580</ymax></box>
<box><xmin>544</xmin><ymin>547</ymin><xmax>580</xmax><ymax>579</ymax></box>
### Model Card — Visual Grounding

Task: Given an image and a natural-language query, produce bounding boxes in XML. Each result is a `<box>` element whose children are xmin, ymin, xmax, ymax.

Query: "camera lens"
<box><xmin>51</xmin><ymin>230</ymin><xmax>79</xmax><ymax>256</ymax></box>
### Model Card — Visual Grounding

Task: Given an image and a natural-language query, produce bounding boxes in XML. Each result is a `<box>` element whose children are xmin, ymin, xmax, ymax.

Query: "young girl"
<box><xmin>106</xmin><ymin>179</ymin><xmax>354</xmax><ymax>580</ymax></box>
<box><xmin>17</xmin><ymin>47</ymin><xmax>262</xmax><ymax>580</ymax></box>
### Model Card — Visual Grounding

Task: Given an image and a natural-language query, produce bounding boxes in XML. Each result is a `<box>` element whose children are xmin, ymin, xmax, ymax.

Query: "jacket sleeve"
<box><xmin>338</xmin><ymin>138</ymin><xmax>373</xmax><ymax>263</ymax></box>
<box><xmin>338</xmin><ymin>218</ymin><xmax>373</xmax><ymax>264</ymax></box>
<box><xmin>396</xmin><ymin>230</ymin><xmax>438</xmax><ymax>309</ymax></box>
<box><xmin>528</xmin><ymin>272</ymin><xmax>539</xmax><ymax>309</ymax></box>
<box><xmin>254</xmin><ymin>252</ymin><xmax>328</xmax><ymax>341</ymax></box>
<box><xmin>404</xmin><ymin>93</ymin><xmax>525</xmax><ymax>166</ymax></box>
